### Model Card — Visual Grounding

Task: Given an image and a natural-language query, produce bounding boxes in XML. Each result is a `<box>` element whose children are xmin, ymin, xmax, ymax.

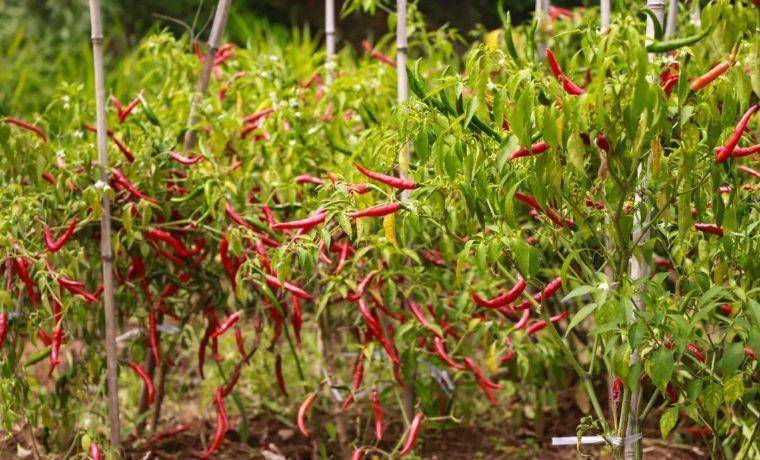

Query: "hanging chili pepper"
<box><xmin>352</xmin><ymin>350</ymin><xmax>365</xmax><ymax>391</ymax></box>
<box><xmin>611</xmin><ymin>377</ymin><xmax>623</xmax><ymax>406</ymax></box>
<box><xmin>596</xmin><ymin>133</ymin><xmax>611</xmax><ymax>153</ymax></box>
<box><xmin>526</xmin><ymin>310</ymin><xmax>567</xmax><ymax>335</ymax></box>
<box><xmin>4</xmin><ymin>117</ymin><xmax>48</xmax><ymax>142</ymax></box>
<box><xmin>147</xmin><ymin>312</ymin><xmax>160</xmax><ymax>362</ymax></box>
<box><xmin>234</xmin><ymin>327</ymin><xmax>249</xmax><ymax>363</ymax></box>
<box><xmin>471</xmin><ymin>279</ymin><xmax>527</xmax><ymax>309</ymax></box>
<box><xmin>265</xmin><ymin>274</ymin><xmax>315</xmax><ymax>300</ymax></box>
<box><xmin>726</xmin><ymin>144</ymin><xmax>760</xmax><ymax>158</ymax></box>
<box><xmin>351</xmin><ymin>448</ymin><xmax>365</xmax><ymax>460</ymax></box>
<box><xmin>509</xmin><ymin>141</ymin><xmax>549</xmax><ymax>160</ymax></box>
<box><xmin>464</xmin><ymin>357</ymin><xmax>502</xmax><ymax>390</ymax></box>
<box><xmin>146</xmin><ymin>228</ymin><xmax>194</xmax><ymax>257</ymax></box>
<box><xmin>89</xmin><ymin>443</ymin><xmax>102</xmax><ymax>460</ymax></box>
<box><xmin>110</xmin><ymin>169</ymin><xmax>156</xmax><ymax>203</ymax></box>
<box><xmin>58</xmin><ymin>277</ymin><xmax>99</xmax><ymax>303</ymax></box>
<box><xmin>0</xmin><ymin>313</ymin><xmax>8</xmax><ymax>349</ymax></box>
<box><xmin>274</xmin><ymin>353</ymin><xmax>288</xmax><ymax>396</ymax></box>
<box><xmin>225</xmin><ymin>202</ymin><xmax>257</xmax><ymax>232</ymax></box>
<box><xmin>432</xmin><ymin>337</ymin><xmax>465</xmax><ymax>371</ymax></box>
<box><xmin>744</xmin><ymin>348</ymin><xmax>756</xmax><ymax>361</ymax></box>
<box><xmin>295</xmin><ymin>174</ymin><xmax>326</xmax><ymax>186</ymax></box>
<box><xmin>371</xmin><ymin>388</ymin><xmax>384</xmax><ymax>440</ymax></box>
<box><xmin>14</xmin><ymin>258</ymin><xmax>40</xmax><ymax>307</ymax></box>
<box><xmin>690</xmin><ymin>53</ymin><xmax>736</xmax><ymax>91</ymax></box>
<box><xmin>202</xmin><ymin>389</ymin><xmax>229</xmax><ymax>458</ymax></box>
<box><xmin>361</xmin><ymin>40</ymin><xmax>396</xmax><ymax>67</ymax></box>
<box><xmin>398</xmin><ymin>413</ymin><xmax>424</xmax><ymax>457</ymax></box>
<box><xmin>716</xmin><ymin>105</ymin><xmax>758</xmax><ymax>163</ymax></box>
<box><xmin>686</xmin><ymin>343</ymin><xmax>706</xmax><ymax>363</ymax></box>
<box><xmin>545</xmin><ymin>49</ymin><xmax>585</xmax><ymax>95</ymax></box>
<box><xmin>347</xmin><ymin>273</ymin><xmax>374</xmax><ymax>301</ymax></box>
<box><xmin>221</xmin><ymin>367</ymin><xmax>242</xmax><ymax>398</ymax></box>
<box><xmin>128</xmin><ymin>361</ymin><xmax>155</xmax><ymax>406</ymax></box>
<box><xmin>44</xmin><ymin>218</ymin><xmax>79</xmax><ymax>253</ymax></box>
<box><xmin>358</xmin><ymin>298</ymin><xmax>384</xmax><ymax>338</ymax></box>
<box><xmin>211</xmin><ymin>311</ymin><xmax>240</xmax><ymax>339</ymax></box>
<box><xmin>347</xmin><ymin>202</ymin><xmax>401</xmax><ymax>219</ymax></box>
<box><xmin>513</xmin><ymin>277</ymin><xmax>562</xmax><ymax>310</ymax></box>
<box><xmin>198</xmin><ymin>323</ymin><xmax>213</xmax><ymax>379</ymax></box>
<box><xmin>47</xmin><ymin>326</ymin><xmax>63</xmax><ymax>375</ymax></box>
<box><xmin>271</xmin><ymin>211</ymin><xmax>327</xmax><ymax>231</ymax></box>
<box><xmin>219</xmin><ymin>235</ymin><xmax>238</xmax><ymax>291</ymax></box>
<box><xmin>169</xmin><ymin>151</ymin><xmax>203</xmax><ymax>165</ymax></box>
<box><xmin>346</xmin><ymin>183</ymin><xmax>371</xmax><ymax>194</ymax></box>
<box><xmin>297</xmin><ymin>392</ymin><xmax>318</xmax><ymax>437</ymax></box>
<box><xmin>42</xmin><ymin>172</ymin><xmax>57</xmax><ymax>185</ymax></box>
<box><xmin>117</xmin><ymin>91</ymin><xmax>144</xmax><ymax>122</ymax></box>
<box><xmin>333</xmin><ymin>240</ymin><xmax>350</xmax><ymax>275</ymax></box>
<box><xmin>127</xmin><ymin>257</ymin><xmax>146</xmax><ymax>280</ymax></box>
<box><xmin>355</xmin><ymin>164</ymin><xmax>416</xmax><ymax>190</ymax></box>
<box><xmin>737</xmin><ymin>165</ymin><xmax>760</xmax><ymax>179</ymax></box>
<box><xmin>694</xmin><ymin>223</ymin><xmax>724</xmax><ymax>236</ymax></box>
<box><xmin>243</xmin><ymin>107</ymin><xmax>275</xmax><ymax>124</ymax></box>
<box><xmin>291</xmin><ymin>294</ymin><xmax>302</xmax><ymax>346</ymax></box>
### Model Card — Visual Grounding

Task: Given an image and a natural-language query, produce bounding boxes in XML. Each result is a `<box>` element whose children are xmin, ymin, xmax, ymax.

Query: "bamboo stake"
<box><xmin>665</xmin><ymin>0</ymin><xmax>678</xmax><ymax>38</ymax></box>
<box><xmin>184</xmin><ymin>0</ymin><xmax>233</xmax><ymax>151</ymax></box>
<box><xmin>87</xmin><ymin>0</ymin><xmax>121</xmax><ymax>449</ymax></box>
<box><xmin>689</xmin><ymin>0</ymin><xmax>701</xmax><ymax>26</ymax></box>
<box><xmin>601</xmin><ymin>0</ymin><xmax>611</xmax><ymax>30</ymax></box>
<box><xmin>623</xmin><ymin>4</ymin><xmax>665</xmax><ymax>459</ymax></box>
<box><xmin>325</xmin><ymin>0</ymin><xmax>336</xmax><ymax>84</ymax></box>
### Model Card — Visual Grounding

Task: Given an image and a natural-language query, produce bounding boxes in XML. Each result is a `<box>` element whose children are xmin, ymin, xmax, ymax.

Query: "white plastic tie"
<box><xmin>551</xmin><ymin>434</ymin><xmax>642</xmax><ymax>447</ymax></box>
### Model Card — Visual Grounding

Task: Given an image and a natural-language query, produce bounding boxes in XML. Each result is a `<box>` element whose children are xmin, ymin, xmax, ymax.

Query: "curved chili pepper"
<box><xmin>225</xmin><ymin>202</ymin><xmax>257</xmax><ymax>232</ymax></box>
<box><xmin>270</xmin><ymin>211</ymin><xmax>327</xmax><ymax>231</ymax></box>
<box><xmin>148</xmin><ymin>312</ymin><xmax>160</xmax><ymax>362</ymax></box>
<box><xmin>291</xmin><ymin>294</ymin><xmax>302</xmax><ymax>346</ymax></box>
<box><xmin>407</xmin><ymin>300</ymin><xmax>439</xmax><ymax>336</ymax></box>
<box><xmin>513</xmin><ymin>277</ymin><xmax>562</xmax><ymax>310</ymax></box>
<box><xmin>346</xmin><ymin>183</ymin><xmax>371</xmax><ymax>194</ymax></box>
<box><xmin>464</xmin><ymin>357</ymin><xmax>502</xmax><ymax>390</ymax></box>
<box><xmin>243</xmin><ymin>107</ymin><xmax>275</xmax><ymax>124</ymax></box>
<box><xmin>211</xmin><ymin>311</ymin><xmax>240</xmax><ymax>339</ymax></box>
<box><xmin>737</xmin><ymin>165</ymin><xmax>760</xmax><ymax>179</ymax></box>
<box><xmin>744</xmin><ymin>348</ymin><xmax>756</xmax><ymax>361</ymax></box>
<box><xmin>127</xmin><ymin>257</ymin><xmax>146</xmax><ymax>280</ymax></box>
<box><xmin>128</xmin><ymin>361</ymin><xmax>155</xmax><ymax>406</ymax></box>
<box><xmin>118</xmin><ymin>92</ymin><xmax>143</xmax><ymax>122</ymax></box>
<box><xmin>42</xmin><ymin>172</ymin><xmax>57</xmax><ymax>185</ymax></box>
<box><xmin>509</xmin><ymin>141</ymin><xmax>549</xmax><ymax>160</ymax></box>
<box><xmin>169</xmin><ymin>151</ymin><xmax>203</xmax><ymax>165</ymax></box>
<box><xmin>14</xmin><ymin>258</ymin><xmax>40</xmax><ymax>307</ymax></box>
<box><xmin>694</xmin><ymin>223</ymin><xmax>724</xmax><ymax>236</ymax></box>
<box><xmin>275</xmin><ymin>353</ymin><xmax>288</xmax><ymax>396</ymax></box>
<box><xmin>716</xmin><ymin>105</ymin><xmax>758</xmax><ymax>163</ymax></box>
<box><xmin>398</xmin><ymin>413</ymin><xmax>424</xmax><ymax>457</ymax></box>
<box><xmin>234</xmin><ymin>327</ymin><xmax>249</xmax><ymax>363</ymax></box>
<box><xmin>198</xmin><ymin>323</ymin><xmax>213</xmax><ymax>379</ymax></box>
<box><xmin>471</xmin><ymin>279</ymin><xmax>527</xmax><ymax>309</ymax></box>
<box><xmin>4</xmin><ymin>117</ymin><xmax>48</xmax><ymax>142</ymax></box>
<box><xmin>265</xmin><ymin>274</ymin><xmax>315</xmax><ymax>300</ymax></box>
<box><xmin>202</xmin><ymin>389</ymin><xmax>229</xmax><ymax>458</ymax></box>
<box><xmin>358</xmin><ymin>298</ymin><xmax>384</xmax><ymax>338</ymax></box>
<box><xmin>727</xmin><ymin>144</ymin><xmax>760</xmax><ymax>158</ymax></box>
<box><xmin>147</xmin><ymin>424</ymin><xmax>190</xmax><ymax>443</ymax></box>
<box><xmin>370</xmin><ymin>388</ymin><xmax>385</xmax><ymax>440</ymax></box>
<box><xmin>347</xmin><ymin>202</ymin><xmax>401</xmax><ymax>219</ymax></box>
<box><xmin>222</xmin><ymin>367</ymin><xmax>242</xmax><ymax>397</ymax></box>
<box><xmin>44</xmin><ymin>218</ymin><xmax>79</xmax><ymax>253</ymax></box>
<box><xmin>355</xmin><ymin>164</ymin><xmax>416</xmax><ymax>190</ymax></box>
<box><xmin>525</xmin><ymin>320</ymin><xmax>547</xmax><ymax>335</ymax></box>
<box><xmin>0</xmin><ymin>313</ymin><xmax>8</xmax><ymax>349</ymax></box>
<box><xmin>219</xmin><ymin>236</ymin><xmax>238</xmax><ymax>291</ymax></box>
<box><xmin>295</xmin><ymin>174</ymin><xmax>326</xmax><ymax>186</ymax></box>
<box><xmin>346</xmin><ymin>273</ymin><xmax>374</xmax><ymax>302</ymax></box>
<box><xmin>352</xmin><ymin>351</ymin><xmax>365</xmax><ymax>391</ymax></box>
<box><xmin>361</xmin><ymin>40</ymin><xmax>396</xmax><ymax>67</ymax></box>
<box><xmin>146</xmin><ymin>230</ymin><xmax>195</xmax><ymax>260</ymax></box>
<box><xmin>545</xmin><ymin>49</ymin><xmax>585</xmax><ymax>95</ymax></box>
<box><xmin>297</xmin><ymin>392</ymin><xmax>318</xmax><ymax>437</ymax></box>
<box><xmin>686</xmin><ymin>343</ymin><xmax>706</xmax><ymax>363</ymax></box>
<box><xmin>432</xmin><ymin>336</ymin><xmax>465</xmax><ymax>371</ymax></box>
<box><xmin>58</xmin><ymin>277</ymin><xmax>99</xmax><ymax>303</ymax></box>
<box><xmin>47</xmin><ymin>326</ymin><xmax>63</xmax><ymax>375</ymax></box>
<box><xmin>266</xmin><ymin>300</ymin><xmax>284</xmax><ymax>346</ymax></box>
<box><xmin>333</xmin><ymin>240</ymin><xmax>350</xmax><ymax>275</ymax></box>
<box><xmin>89</xmin><ymin>443</ymin><xmax>102</xmax><ymax>460</ymax></box>
<box><xmin>392</xmin><ymin>362</ymin><xmax>406</xmax><ymax>388</ymax></box>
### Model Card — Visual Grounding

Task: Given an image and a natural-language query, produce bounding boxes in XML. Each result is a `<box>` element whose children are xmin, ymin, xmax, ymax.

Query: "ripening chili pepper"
<box><xmin>89</xmin><ymin>442</ymin><xmax>102</xmax><ymax>460</ymax></box>
<box><xmin>686</xmin><ymin>343</ymin><xmax>706</xmax><ymax>363</ymax></box>
<box><xmin>291</xmin><ymin>294</ymin><xmax>302</xmax><ymax>346</ymax></box>
<box><xmin>42</xmin><ymin>172</ymin><xmax>57</xmax><ymax>184</ymax></box>
<box><xmin>169</xmin><ymin>151</ymin><xmax>203</xmax><ymax>165</ymax></box>
<box><xmin>398</xmin><ymin>413</ymin><xmax>424</xmax><ymax>457</ymax></box>
<box><xmin>716</xmin><ymin>105</ymin><xmax>758</xmax><ymax>163</ymax></box>
<box><xmin>690</xmin><ymin>55</ymin><xmax>736</xmax><ymax>91</ymax></box>
<box><xmin>270</xmin><ymin>211</ymin><xmax>327</xmax><ymax>231</ymax></box>
<box><xmin>297</xmin><ymin>392</ymin><xmax>318</xmax><ymax>437</ymax></box>
<box><xmin>348</xmin><ymin>201</ymin><xmax>402</xmax><ymax>219</ymax></box>
<box><xmin>112</xmin><ymin>169</ymin><xmax>156</xmax><ymax>203</ymax></box>
<box><xmin>44</xmin><ymin>218</ymin><xmax>78</xmax><ymax>253</ymax></box>
<box><xmin>471</xmin><ymin>279</ymin><xmax>527</xmax><ymax>309</ymax></box>
<box><xmin>545</xmin><ymin>49</ymin><xmax>585</xmax><ymax>95</ymax></box>
<box><xmin>3</xmin><ymin>117</ymin><xmax>48</xmax><ymax>142</ymax></box>
<box><xmin>147</xmin><ymin>424</ymin><xmax>190</xmax><ymax>443</ymax></box>
<box><xmin>128</xmin><ymin>361</ymin><xmax>155</xmax><ymax>406</ymax></box>
<box><xmin>737</xmin><ymin>165</ymin><xmax>760</xmax><ymax>179</ymax></box>
<box><xmin>355</xmin><ymin>164</ymin><xmax>416</xmax><ymax>190</ymax></box>
<box><xmin>509</xmin><ymin>141</ymin><xmax>550</xmax><ymax>160</ymax></box>
<box><xmin>371</xmin><ymin>388</ymin><xmax>384</xmax><ymax>440</ymax></box>
<box><xmin>361</xmin><ymin>40</ymin><xmax>396</xmax><ymax>67</ymax></box>
<box><xmin>694</xmin><ymin>223</ymin><xmax>723</xmax><ymax>236</ymax></box>
<box><xmin>513</xmin><ymin>277</ymin><xmax>562</xmax><ymax>311</ymax></box>
<box><xmin>347</xmin><ymin>273</ymin><xmax>374</xmax><ymax>302</ymax></box>
<box><xmin>14</xmin><ymin>258</ymin><xmax>40</xmax><ymax>307</ymax></box>
<box><xmin>211</xmin><ymin>312</ymin><xmax>240</xmax><ymax>339</ymax></box>
<box><xmin>432</xmin><ymin>336</ymin><xmax>465</xmax><ymax>371</ymax></box>
<box><xmin>295</xmin><ymin>174</ymin><xmax>326</xmax><ymax>186</ymax></box>
<box><xmin>682</xmin><ymin>426</ymin><xmax>711</xmax><ymax>437</ymax></box>
<box><xmin>464</xmin><ymin>357</ymin><xmax>502</xmax><ymax>390</ymax></box>
<box><xmin>275</xmin><ymin>353</ymin><xmax>288</xmax><ymax>396</ymax></box>
<box><xmin>265</xmin><ymin>274</ymin><xmax>315</xmax><ymax>300</ymax></box>
<box><xmin>0</xmin><ymin>313</ymin><xmax>8</xmax><ymax>349</ymax></box>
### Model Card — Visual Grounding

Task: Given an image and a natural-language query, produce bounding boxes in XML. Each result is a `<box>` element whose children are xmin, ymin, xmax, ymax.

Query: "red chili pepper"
<box><xmin>47</xmin><ymin>326</ymin><xmax>63</xmax><ymax>375</ymax></box>
<box><xmin>346</xmin><ymin>183</ymin><xmax>371</xmax><ymax>194</ymax></box>
<box><xmin>611</xmin><ymin>377</ymin><xmax>623</xmax><ymax>406</ymax></box>
<box><xmin>596</xmin><ymin>133</ymin><xmax>611</xmax><ymax>153</ymax></box>
<box><xmin>361</xmin><ymin>40</ymin><xmax>396</xmax><ymax>67</ymax></box>
<box><xmin>686</xmin><ymin>343</ymin><xmax>706</xmax><ymax>363</ymax></box>
<box><xmin>358</xmin><ymin>298</ymin><xmax>384</xmax><ymax>338</ymax></box>
<box><xmin>406</xmin><ymin>299</ymin><xmax>440</xmax><ymax>336</ymax></box>
<box><xmin>352</xmin><ymin>351</ymin><xmax>365</xmax><ymax>391</ymax></box>
<box><xmin>169</xmin><ymin>151</ymin><xmax>203</xmax><ymax>165</ymax></box>
<box><xmin>725</xmin><ymin>144</ymin><xmax>760</xmax><ymax>158</ymax></box>
<box><xmin>514</xmin><ymin>277</ymin><xmax>562</xmax><ymax>310</ymax></box>
<box><xmin>118</xmin><ymin>91</ymin><xmax>143</xmax><ymax>122</ymax></box>
<box><xmin>719</xmin><ymin>304</ymin><xmax>733</xmax><ymax>315</ymax></box>
<box><xmin>694</xmin><ymin>223</ymin><xmax>724</xmax><ymax>236</ymax></box>
<box><xmin>653</xmin><ymin>257</ymin><xmax>674</xmax><ymax>270</ymax></box>
<box><xmin>265</xmin><ymin>274</ymin><xmax>315</xmax><ymax>300</ymax></box>
<box><xmin>89</xmin><ymin>442</ymin><xmax>102</xmax><ymax>460</ymax></box>
<box><xmin>509</xmin><ymin>141</ymin><xmax>549</xmax><ymax>160</ymax></box>
<box><xmin>211</xmin><ymin>311</ymin><xmax>240</xmax><ymax>339</ymax></box>
<box><xmin>111</xmin><ymin>169</ymin><xmax>156</xmax><ymax>203</ymax></box>
<box><xmin>42</xmin><ymin>172</ymin><xmax>57</xmax><ymax>185</ymax></box>
<box><xmin>202</xmin><ymin>389</ymin><xmax>229</xmax><ymax>458</ymax></box>
<box><xmin>432</xmin><ymin>337</ymin><xmax>465</xmax><ymax>371</ymax></box>
<box><xmin>297</xmin><ymin>392</ymin><xmax>318</xmax><ymax>437</ymax></box>
<box><xmin>58</xmin><ymin>277</ymin><xmax>99</xmax><ymax>303</ymax></box>
<box><xmin>526</xmin><ymin>310</ymin><xmax>568</xmax><ymax>334</ymax></box>
<box><xmin>198</xmin><ymin>323</ymin><xmax>213</xmax><ymax>379</ymax></box>
<box><xmin>146</xmin><ymin>228</ymin><xmax>194</xmax><ymax>257</ymax></box>
<box><xmin>275</xmin><ymin>353</ymin><xmax>288</xmax><ymax>396</ymax></box>
<box><xmin>148</xmin><ymin>312</ymin><xmax>160</xmax><ymax>362</ymax></box>
<box><xmin>259</xmin><ymin>205</ymin><xmax>276</xmax><ymax>227</ymax></box>
<box><xmin>234</xmin><ymin>327</ymin><xmax>249</xmax><ymax>363</ymax></box>
<box><xmin>3</xmin><ymin>117</ymin><xmax>47</xmax><ymax>142</ymax></box>
<box><xmin>147</xmin><ymin>424</ymin><xmax>190</xmax><ymax>443</ymax></box>
<box><xmin>128</xmin><ymin>361</ymin><xmax>155</xmax><ymax>406</ymax></box>
<box><xmin>744</xmin><ymin>347</ymin><xmax>756</xmax><ymax>361</ymax></box>
<box><xmin>219</xmin><ymin>235</ymin><xmax>238</xmax><ymax>291</ymax></box>
<box><xmin>347</xmin><ymin>202</ymin><xmax>401</xmax><ymax>219</ymax></box>
<box><xmin>351</xmin><ymin>448</ymin><xmax>365</xmax><ymax>460</ymax></box>
<box><xmin>716</xmin><ymin>105</ymin><xmax>758</xmax><ymax>163</ymax></box>
<box><xmin>333</xmin><ymin>240</ymin><xmax>350</xmax><ymax>275</ymax></box>
<box><xmin>355</xmin><ymin>163</ymin><xmax>416</xmax><ymax>190</ymax></box>
<box><xmin>421</xmin><ymin>249</ymin><xmax>446</xmax><ymax>267</ymax></box>
<box><xmin>471</xmin><ymin>279</ymin><xmax>527</xmax><ymax>309</ymax></box>
<box><xmin>371</xmin><ymin>388</ymin><xmax>384</xmax><ymax>440</ymax></box>
<box><xmin>14</xmin><ymin>258</ymin><xmax>40</xmax><ymax>307</ymax></box>
<box><xmin>291</xmin><ymin>294</ymin><xmax>302</xmax><ymax>346</ymax></box>
<box><xmin>221</xmin><ymin>368</ymin><xmax>242</xmax><ymax>398</ymax></box>
<box><xmin>270</xmin><ymin>211</ymin><xmax>327</xmax><ymax>231</ymax></box>
<box><xmin>243</xmin><ymin>108</ymin><xmax>275</xmax><ymax>124</ymax></box>
<box><xmin>545</xmin><ymin>49</ymin><xmax>585</xmax><ymax>95</ymax></box>
<box><xmin>347</xmin><ymin>273</ymin><xmax>374</xmax><ymax>302</ymax></box>
<box><xmin>225</xmin><ymin>202</ymin><xmax>256</xmax><ymax>232</ymax></box>
<box><xmin>514</xmin><ymin>193</ymin><xmax>572</xmax><ymax>228</ymax></box>
<box><xmin>295</xmin><ymin>174</ymin><xmax>326</xmax><ymax>186</ymax></box>
<box><xmin>690</xmin><ymin>59</ymin><xmax>734</xmax><ymax>91</ymax></box>
<box><xmin>127</xmin><ymin>257</ymin><xmax>146</xmax><ymax>280</ymax></box>
<box><xmin>44</xmin><ymin>218</ymin><xmax>78</xmax><ymax>253</ymax></box>
<box><xmin>662</xmin><ymin>74</ymin><xmax>679</xmax><ymax>96</ymax></box>
<box><xmin>464</xmin><ymin>357</ymin><xmax>502</xmax><ymax>390</ymax></box>
<box><xmin>666</xmin><ymin>382</ymin><xmax>678</xmax><ymax>403</ymax></box>
<box><xmin>737</xmin><ymin>165</ymin><xmax>760</xmax><ymax>179</ymax></box>
<box><xmin>398</xmin><ymin>413</ymin><xmax>424</xmax><ymax>457</ymax></box>
<box><xmin>0</xmin><ymin>313</ymin><xmax>8</xmax><ymax>349</ymax></box>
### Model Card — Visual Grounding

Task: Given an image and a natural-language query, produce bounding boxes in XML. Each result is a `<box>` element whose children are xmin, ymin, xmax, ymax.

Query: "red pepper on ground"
<box><xmin>355</xmin><ymin>163</ymin><xmax>416</xmax><ymax>190</ymax></box>
<box><xmin>398</xmin><ymin>413</ymin><xmax>424</xmax><ymax>457</ymax></box>
<box><xmin>471</xmin><ymin>279</ymin><xmax>527</xmax><ymax>309</ymax></box>
<box><xmin>694</xmin><ymin>223</ymin><xmax>724</xmax><ymax>236</ymax></box>
<box><xmin>297</xmin><ymin>392</ymin><xmax>318</xmax><ymax>437</ymax></box>
<box><xmin>545</xmin><ymin>49</ymin><xmax>585</xmax><ymax>95</ymax></box>
<box><xmin>44</xmin><ymin>218</ymin><xmax>79</xmax><ymax>253</ymax></box>
<box><xmin>128</xmin><ymin>361</ymin><xmax>155</xmax><ymax>406</ymax></box>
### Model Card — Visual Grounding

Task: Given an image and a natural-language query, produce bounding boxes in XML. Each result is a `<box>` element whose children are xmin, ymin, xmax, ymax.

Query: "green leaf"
<box><xmin>699</xmin><ymin>383</ymin><xmax>723</xmax><ymax>419</ymax></box>
<box><xmin>718</xmin><ymin>342</ymin><xmax>744</xmax><ymax>377</ymax></box>
<box><xmin>660</xmin><ymin>407</ymin><xmax>679</xmax><ymax>439</ymax></box>
<box><xmin>649</xmin><ymin>348</ymin><xmax>674</xmax><ymax>390</ymax></box>
<box><xmin>564</xmin><ymin>303</ymin><xmax>597</xmax><ymax>336</ymax></box>
<box><xmin>561</xmin><ymin>285</ymin><xmax>595</xmax><ymax>303</ymax></box>
<box><xmin>722</xmin><ymin>374</ymin><xmax>744</xmax><ymax>405</ymax></box>
<box><xmin>510</xmin><ymin>239</ymin><xmax>539</xmax><ymax>278</ymax></box>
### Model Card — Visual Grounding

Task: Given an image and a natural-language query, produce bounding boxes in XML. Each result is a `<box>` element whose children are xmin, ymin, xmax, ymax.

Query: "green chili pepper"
<box><xmin>646</xmin><ymin>26</ymin><xmax>713</xmax><ymax>53</ymax></box>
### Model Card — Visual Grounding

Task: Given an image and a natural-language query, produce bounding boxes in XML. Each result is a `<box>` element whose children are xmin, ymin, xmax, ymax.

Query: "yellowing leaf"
<box><xmin>383</xmin><ymin>213</ymin><xmax>398</xmax><ymax>248</ymax></box>
<box><xmin>651</xmin><ymin>136</ymin><xmax>663</xmax><ymax>175</ymax></box>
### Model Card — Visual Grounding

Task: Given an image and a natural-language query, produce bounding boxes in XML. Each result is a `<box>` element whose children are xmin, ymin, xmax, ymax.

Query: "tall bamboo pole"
<box><xmin>665</xmin><ymin>0</ymin><xmax>678</xmax><ymax>38</ymax></box>
<box><xmin>325</xmin><ymin>0</ymin><xmax>336</xmax><ymax>84</ymax></box>
<box><xmin>624</xmin><ymin>3</ymin><xmax>665</xmax><ymax>459</ymax></box>
<box><xmin>690</xmin><ymin>0</ymin><xmax>701</xmax><ymax>26</ymax></box>
<box><xmin>183</xmin><ymin>0</ymin><xmax>233</xmax><ymax>151</ymax></box>
<box><xmin>87</xmin><ymin>0</ymin><xmax>121</xmax><ymax>449</ymax></box>
<box><xmin>601</xmin><ymin>0</ymin><xmax>611</xmax><ymax>30</ymax></box>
